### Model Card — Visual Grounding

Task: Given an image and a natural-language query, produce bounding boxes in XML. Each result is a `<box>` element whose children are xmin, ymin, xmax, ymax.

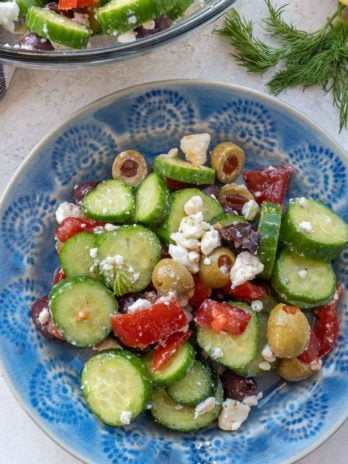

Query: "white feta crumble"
<box><xmin>203</xmin><ymin>257</ymin><xmax>212</xmax><ymax>265</ymax></box>
<box><xmin>241</xmin><ymin>199</ymin><xmax>260</xmax><ymax>221</ymax></box>
<box><xmin>200</xmin><ymin>228</ymin><xmax>221</xmax><ymax>256</ymax></box>
<box><xmin>258</xmin><ymin>361</ymin><xmax>272</xmax><ymax>371</ymax></box>
<box><xmin>230</xmin><ymin>252</ymin><xmax>264</xmax><ymax>289</ymax></box>
<box><xmin>142</xmin><ymin>19</ymin><xmax>155</xmax><ymax>29</ymax></box>
<box><xmin>210</xmin><ymin>347</ymin><xmax>224</xmax><ymax>360</ymax></box>
<box><xmin>218</xmin><ymin>399</ymin><xmax>250</xmax><ymax>431</ymax></box>
<box><xmin>194</xmin><ymin>397</ymin><xmax>216</xmax><ymax>419</ymax></box>
<box><xmin>89</xmin><ymin>248</ymin><xmax>98</xmax><ymax>259</ymax></box>
<box><xmin>120</xmin><ymin>411</ymin><xmax>131</xmax><ymax>425</ymax></box>
<box><xmin>38</xmin><ymin>307</ymin><xmax>50</xmax><ymax>325</ymax></box>
<box><xmin>117</xmin><ymin>31</ymin><xmax>136</xmax><ymax>43</ymax></box>
<box><xmin>168</xmin><ymin>244</ymin><xmax>199</xmax><ymax>274</ymax></box>
<box><xmin>298</xmin><ymin>269</ymin><xmax>308</xmax><ymax>279</ymax></box>
<box><xmin>180</xmin><ymin>133</ymin><xmax>211</xmax><ymax>167</ymax></box>
<box><xmin>298</xmin><ymin>197</ymin><xmax>308</xmax><ymax>208</ymax></box>
<box><xmin>242</xmin><ymin>395</ymin><xmax>259</xmax><ymax>407</ymax></box>
<box><xmin>0</xmin><ymin>1</ymin><xmax>19</xmax><ymax>33</ymax></box>
<box><xmin>261</xmin><ymin>344</ymin><xmax>276</xmax><ymax>363</ymax></box>
<box><xmin>170</xmin><ymin>232</ymin><xmax>200</xmax><ymax>251</ymax></box>
<box><xmin>167</xmin><ymin>147</ymin><xmax>179</xmax><ymax>158</ymax></box>
<box><xmin>104</xmin><ymin>223</ymin><xmax>119</xmax><ymax>231</ymax></box>
<box><xmin>310</xmin><ymin>359</ymin><xmax>322</xmax><ymax>371</ymax></box>
<box><xmin>179</xmin><ymin>212</ymin><xmax>206</xmax><ymax>239</ymax></box>
<box><xmin>55</xmin><ymin>202</ymin><xmax>84</xmax><ymax>224</ymax></box>
<box><xmin>184</xmin><ymin>195</ymin><xmax>204</xmax><ymax>215</ymax></box>
<box><xmin>254</xmin><ymin>191</ymin><xmax>261</xmax><ymax>198</ymax></box>
<box><xmin>128</xmin><ymin>15</ymin><xmax>137</xmax><ymax>24</ymax></box>
<box><xmin>127</xmin><ymin>298</ymin><xmax>152</xmax><ymax>313</ymax></box>
<box><xmin>298</xmin><ymin>221</ymin><xmax>313</xmax><ymax>233</ymax></box>
<box><xmin>251</xmin><ymin>300</ymin><xmax>263</xmax><ymax>312</ymax></box>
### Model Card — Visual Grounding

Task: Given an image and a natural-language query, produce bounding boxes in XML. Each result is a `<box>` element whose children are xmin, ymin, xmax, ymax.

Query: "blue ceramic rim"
<box><xmin>0</xmin><ymin>79</ymin><xmax>347</xmax><ymax>464</ymax></box>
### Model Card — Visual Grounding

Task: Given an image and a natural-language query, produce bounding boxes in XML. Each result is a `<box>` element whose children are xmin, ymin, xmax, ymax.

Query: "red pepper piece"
<box><xmin>55</xmin><ymin>217</ymin><xmax>105</xmax><ymax>242</ymax></box>
<box><xmin>58</xmin><ymin>0</ymin><xmax>99</xmax><ymax>10</ymax></box>
<box><xmin>165</xmin><ymin>178</ymin><xmax>192</xmax><ymax>191</ymax></box>
<box><xmin>298</xmin><ymin>331</ymin><xmax>321</xmax><ymax>364</ymax></box>
<box><xmin>52</xmin><ymin>266</ymin><xmax>66</xmax><ymax>285</ymax></box>
<box><xmin>221</xmin><ymin>281</ymin><xmax>269</xmax><ymax>302</ymax></box>
<box><xmin>189</xmin><ymin>274</ymin><xmax>212</xmax><ymax>309</ymax></box>
<box><xmin>196</xmin><ymin>299</ymin><xmax>251</xmax><ymax>335</ymax></box>
<box><xmin>243</xmin><ymin>166</ymin><xmax>294</xmax><ymax>205</ymax></box>
<box><xmin>152</xmin><ymin>330</ymin><xmax>191</xmax><ymax>372</ymax></box>
<box><xmin>313</xmin><ymin>285</ymin><xmax>343</xmax><ymax>358</ymax></box>
<box><xmin>112</xmin><ymin>298</ymin><xmax>189</xmax><ymax>348</ymax></box>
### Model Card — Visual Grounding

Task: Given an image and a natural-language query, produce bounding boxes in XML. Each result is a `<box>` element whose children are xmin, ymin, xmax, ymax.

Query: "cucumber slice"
<box><xmin>151</xmin><ymin>376</ymin><xmax>223</xmax><ymax>431</ymax></box>
<box><xmin>97</xmin><ymin>0</ymin><xmax>171</xmax><ymax>34</ymax></box>
<box><xmin>97</xmin><ymin>225</ymin><xmax>161</xmax><ymax>294</ymax></box>
<box><xmin>81</xmin><ymin>350</ymin><xmax>152</xmax><ymax>426</ymax></box>
<box><xmin>271</xmin><ymin>249</ymin><xmax>336</xmax><ymax>308</ymax></box>
<box><xmin>17</xmin><ymin>0</ymin><xmax>43</xmax><ymax>19</ymax></box>
<box><xmin>234</xmin><ymin>313</ymin><xmax>278</xmax><ymax>377</ymax></box>
<box><xmin>26</xmin><ymin>7</ymin><xmax>90</xmax><ymax>49</ymax></box>
<box><xmin>156</xmin><ymin>188</ymin><xmax>223</xmax><ymax>244</ymax></box>
<box><xmin>257</xmin><ymin>202</ymin><xmax>282</xmax><ymax>279</ymax></box>
<box><xmin>212</xmin><ymin>213</ymin><xmax>247</xmax><ymax>227</ymax></box>
<box><xmin>144</xmin><ymin>343</ymin><xmax>195</xmax><ymax>387</ymax></box>
<box><xmin>134</xmin><ymin>173</ymin><xmax>170</xmax><ymax>225</ymax></box>
<box><xmin>167</xmin><ymin>360</ymin><xmax>213</xmax><ymax>406</ymax></box>
<box><xmin>82</xmin><ymin>179</ymin><xmax>134</xmax><ymax>223</ymax></box>
<box><xmin>154</xmin><ymin>156</ymin><xmax>215</xmax><ymax>185</ymax></box>
<box><xmin>49</xmin><ymin>277</ymin><xmax>118</xmax><ymax>347</ymax></box>
<box><xmin>281</xmin><ymin>198</ymin><xmax>348</xmax><ymax>261</ymax></box>
<box><xmin>59</xmin><ymin>232</ymin><xmax>98</xmax><ymax>278</ymax></box>
<box><xmin>197</xmin><ymin>304</ymin><xmax>259</xmax><ymax>370</ymax></box>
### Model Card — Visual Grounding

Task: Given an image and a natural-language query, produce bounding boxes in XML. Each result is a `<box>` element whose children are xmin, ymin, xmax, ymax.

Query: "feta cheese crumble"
<box><xmin>261</xmin><ymin>344</ymin><xmax>276</xmax><ymax>363</ymax></box>
<box><xmin>120</xmin><ymin>411</ymin><xmax>131</xmax><ymax>425</ymax></box>
<box><xmin>180</xmin><ymin>133</ymin><xmax>211</xmax><ymax>166</ymax></box>
<box><xmin>38</xmin><ymin>307</ymin><xmax>50</xmax><ymax>325</ymax></box>
<box><xmin>184</xmin><ymin>195</ymin><xmax>204</xmax><ymax>215</ymax></box>
<box><xmin>117</xmin><ymin>31</ymin><xmax>136</xmax><ymax>43</ymax></box>
<box><xmin>200</xmin><ymin>228</ymin><xmax>221</xmax><ymax>256</ymax></box>
<box><xmin>218</xmin><ymin>399</ymin><xmax>250</xmax><ymax>431</ymax></box>
<box><xmin>298</xmin><ymin>197</ymin><xmax>308</xmax><ymax>208</ymax></box>
<box><xmin>258</xmin><ymin>361</ymin><xmax>272</xmax><ymax>371</ymax></box>
<box><xmin>230</xmin><ymin>252</ymin><xmax>264</xmax><ymax>288</ymax></box>
<box><xmin>194</xmin><ymin>397</ymin><xmax>216</xmax><ymax>419</ymax></box>
<box><xmin>55</xmin><ymin>202</ymin><xmax>84</xmax><ymax>224</ymax></box>
<box><xmin>241</xmin><ymin>199</ymin><xmax>260</xmax><ymax>221</ymax></box>
<box><xmin>242</xmin><ymin>395</ymin><xmax>259</xmax><ymax>407</ymax></box>
<box><xmin>210</xmin><ymin>347</ymin><xmax>224</xmax><ymax>359</ymax></box>
<box><xmin>127</xmin><ymin>298</ymin><xmax>152</xmax><ymax>313</ymax></box>
<box><xmin>0</xmin><ymin>1</ymin><xmax>19</xmax><ymax>33</ymax></box>
<box><xmin>89</xmin><ymin>248</ymin><xmax>98</xmax><ymax>259</ymax></box>
<box><xmin>251</xmin><ymin>300</ymin><xmax>263</xmax><ymax>312</ymax></box>
<box><xmin>298</xmin><ymin>221</ymin><xmax>313</xmax><ymax>233</ymax></box>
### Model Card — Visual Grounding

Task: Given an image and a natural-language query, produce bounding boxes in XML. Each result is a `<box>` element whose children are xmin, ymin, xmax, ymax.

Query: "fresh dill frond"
<box><xmin>218</xmin><ymin>1</ymin><xmax>348</xmax><ymax>131</ymax></box>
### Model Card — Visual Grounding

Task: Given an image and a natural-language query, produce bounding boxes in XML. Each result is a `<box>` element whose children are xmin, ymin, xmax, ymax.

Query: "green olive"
<box><xmin>211</xmin><ymin>142</ymin><xmax>245</xmax><ymax>183</ymax></box>
<box><xmin>112</xmin><ymin>150</ymin><xmax>148</xmax><ymax>187</ymax></box>
<box><xmin>152</xmin><ymin>259</ymin><xmax>194</xmax><ymax>296</ymax></box>
<box><xmin>278</xmin><ymin>357</ymin><xmax>319</xmax><ymax>382</ymax></box>
<box><xmin>199</xmin><ymin>247</ymin><xmax>235</xmax><ymax>289</ymax></box>
<box><xmin>267</xmin><ymin>303</ymin><xmax>310</xmax><ymax>358</ymax></box>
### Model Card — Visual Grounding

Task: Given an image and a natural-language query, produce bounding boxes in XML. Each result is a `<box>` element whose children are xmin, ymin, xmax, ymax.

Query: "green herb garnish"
<box><xmin>218</xmin><ymin>1</ymin><xmax>348</xmax><ymax>131</ymax></box>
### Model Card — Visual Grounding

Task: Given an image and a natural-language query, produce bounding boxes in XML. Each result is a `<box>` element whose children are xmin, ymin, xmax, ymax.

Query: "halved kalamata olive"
<box><xmin>73</xmin><ymin>179</ymin><xmax>100</xmax><ymax>203</ymax></box>
<box><xmin>221</xmin><ymin>370</ymin><xmax>257</xmax><ymax>401</ymax></box>
<box><xmin>218</xmin><ymin>183</ymin><xmax>255</xmax><ymax>214</ymax></box>
<box><xmin>112</xmin><ymin>150</ymin><xmax>148</xmax><ymax>187</ymax></box>
<box><xmin>211</xmin><ymin>142</ymin><xmax>245</xmax><ymax>183</ymax></box>
<box><xmin>31</xmin><ymin>296</ymin><xmax>64</xmax><ymax>340</ymax></box>
<box><xmin>220</xmin><ymin>222</ymin><xmax>260</xmax><ymax>254</ymax></box>
<box><xmin>135</xmin><ymin>15</ymin><xmax>172</xmax><ymax>38</ymax></box>
<box><xmin>19</xmin><ymin>33</ymin><xmax>54</xmax><ymax>51</ymax></box>
<box><xmin>203</xmin><ymin>184</ymin><xmax>219</xmax><ymax>198</ymax></box>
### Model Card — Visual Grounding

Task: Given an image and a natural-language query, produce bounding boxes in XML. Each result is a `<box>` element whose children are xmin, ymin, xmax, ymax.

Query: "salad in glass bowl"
<box><xmin>31</xmin><ymin>132</ymin><xmax>347</xmax><ymax>432</ymax></box>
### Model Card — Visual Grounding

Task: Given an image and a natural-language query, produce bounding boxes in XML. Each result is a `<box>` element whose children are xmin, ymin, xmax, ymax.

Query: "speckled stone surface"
<box><xmin>0</xmin><ymin>0</ymin><xmax>346</xmax><ymax>462</ymax></box>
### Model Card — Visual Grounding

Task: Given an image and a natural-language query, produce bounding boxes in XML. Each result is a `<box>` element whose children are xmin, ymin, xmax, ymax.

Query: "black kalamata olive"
<box><xmin>203</xmin><ymin>184</ymin><xmax>219</xmax><ymax>198</ymax></box>
<box><xmin>19</xmin><ymin>33</ymin><xmax>54</xmax><ymax>51</ymax></box>
<box><xmin>135</xmin><ymin>15</ymin><xmax>172</xmax><ymax>38</ymax></box>
<box><xmin>221</xmin><ymin>370</ymin><xmax>257</xmax><ymax>401</ymax></box>
<box><xmin>220</xmin><ymin>222</ymin><xmax>260</xmax><ymax>254</ymax></box>
<box><xmin>73</xmin><ymin>180</ymin><xmax>100</xmax><ymax>203</ymax></box>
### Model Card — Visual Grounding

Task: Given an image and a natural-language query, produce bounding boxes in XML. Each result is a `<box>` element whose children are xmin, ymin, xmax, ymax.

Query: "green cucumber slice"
<box><xmin>17</xmin><ymin>0</ymin><xmax>43</xmax><ymax>19</ymax></box>
<box><xmin>212</xmin><ymin>213</ymin><xmax>247</xmax><ymax>227</ymax></box>
<box><xmin>271</xmin><ymin>249</ymin><xmax>336</xmax><ymax>308</ymax></box>
<box><xmin>134</xmin><ymin>173</ymin><xmax>170</xmax><ymax>225</ymax></box>
<box><xmin>156</xmin><ymin>188</ymin><xmax>223</xmax><ymax>244</ymax></box>
<box><xmin>97</xmin><ymin>225</ymin><xmax>161</xmax><ymax>294</ymax></box>
<box><xmin>49</xmin><ymin>277</ymin><xmax>118</xmax><ymax>347</ymax></box>
<box><xmin>81</xmin><ymin>350</ymin><xmax>152</xmax><ymax>426</ymax></box>
<box><xmin>234</xmin><ymin>312</ymin><xmax>278</xmax><ymax>377</ymax></box>
<box><xmin>151</xmin><ymin>376</ymin><xmax>223</xmax><ymax>431</ymax></box>
<box><xmin>59</xmin><ymin>232</ymin><xmax>98</xmax><ymax>278</ymax></box>
<box><xmin>154</xmin><ymin>156</ymin><xmax>215</xmax><ymax>185</ymax></box>
<box><xmin>257</xmin><ymin>202</ymin><xmax>282</xmax><ymax>279</ymax></box>
<box><xmin>82</xmin><ymin>179</ymin><xmax>134</xmax><ymax>223</ymax></box>
<box><xmin>281</xmin><ymin>198</ymin><xmax>348</xmax><ymax>261</ymax></box>
<box><xmin>167</xmin><ymin>360</ymin><xmax>213</xmax><ymax>406</ymax></box>
<box><xmin>197</xmin><ymin>303</ymin><xmax>259</xmax><ymax>370</ymax></box>
<box><xmin>143</xmin><ymin>342</ymin><xmax>195</xmax><ymax>387</ymax></box>
<box><xmin>26</xmin><ymin>7</ymin><xmax>90</xmax><ymax>49</ymax></box>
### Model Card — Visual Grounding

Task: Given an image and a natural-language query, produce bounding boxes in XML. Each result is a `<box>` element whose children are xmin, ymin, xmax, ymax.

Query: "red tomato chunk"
<box><xmin>196</xmin><ymin>299</ymin><xmax>251</xmax><ymax>335</ymax></box>
<box><xmin>222</xmin><ymin>281</ymin><xmax>269</xmax><ymax>301</ymax></box>
<box><xmin>243</xmin><ymin>166</ymin><xmax>294</xmax><ymax>205</ymax></box>
<box><xmin>298</xmin><ymin>331</ymin><xmax>321</xmax><ymax>364</ymax></box>
<box><xmin>189</xmin><ymin>274</ymin><xmax>212</xmax><ymax>309</ymax></box>
<box><xmin>112</xmin><ymin>298</ymin><xmax>189</xmax><ymax>348</ymax></box>
<box><xmin>152</xmin><ymin>330</ymin><xmax>191</xmax><ymax>372</ymax></box>
<box><xmin>55</xmin><ymin>217</ymin><xmax>105</xmax><ymax>242</ymax></box>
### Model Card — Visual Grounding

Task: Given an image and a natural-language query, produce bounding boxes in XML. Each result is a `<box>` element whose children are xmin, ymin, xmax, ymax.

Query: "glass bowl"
<box><xmin>0</xmin><ymin>0</ymin><xmax>235</xmax><ymax>67</ymax></box>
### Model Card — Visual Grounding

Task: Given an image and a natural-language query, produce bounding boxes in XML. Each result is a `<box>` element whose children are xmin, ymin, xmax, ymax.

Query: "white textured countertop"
<box><xmin>0</xmin><ymin>0</ymin><xmax>347</xmax><ymax>463</ymax></box>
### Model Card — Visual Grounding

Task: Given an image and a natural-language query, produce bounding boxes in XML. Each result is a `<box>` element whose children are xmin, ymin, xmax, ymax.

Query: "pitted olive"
<box><xmin>152</xmin><ymin>259</ymin><xmax>194</xmax><ymax>296</ymax></box>
<box><xmin>199</xmin><ymin>247</ymin><xmax>235</xmax><ymax>288</ymax></box>
<box><xmin>211</xmin><ymin>142</ymin><xmax>245</xmax><ymax>183</ymax></box>
<box><xmin>278</xmin><ymin>357</ymin><xmax>320</xmax><ymax>382</ymax></box>
<box><xmin>112</xmin><ymin>150</ymin><xmax>148</xmax><ymax>187</ymax></box>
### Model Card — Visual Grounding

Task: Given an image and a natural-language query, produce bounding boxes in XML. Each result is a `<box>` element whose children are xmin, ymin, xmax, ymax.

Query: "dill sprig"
<box><xmin>217</xmin><ymin>1</ymin><xmax>348</xmax><ymax>131</ymax></box>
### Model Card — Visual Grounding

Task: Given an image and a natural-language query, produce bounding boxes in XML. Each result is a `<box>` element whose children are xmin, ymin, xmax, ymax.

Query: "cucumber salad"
<box><xmin>32</xmin><ymin>133</ymin><xmax>348</xmax><ymax>432</ymax></box>
<box><xmin>0</xmin><ymin>0</ymin><xmax>195</xmax><ymax>50</ymax></box>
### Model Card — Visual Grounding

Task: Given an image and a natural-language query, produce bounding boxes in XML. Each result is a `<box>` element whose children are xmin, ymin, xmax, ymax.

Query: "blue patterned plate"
<box><xmin>0</xmin><ymin>81</ymin><xmax>347</xmax><ymax>464</ymax></box>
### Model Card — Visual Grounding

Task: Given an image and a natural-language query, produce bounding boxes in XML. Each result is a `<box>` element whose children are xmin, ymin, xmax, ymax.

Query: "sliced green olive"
<box><xmin>278</xmin><ymin>357</ymin><xmax>319</xmax><ymax>382</ymax></box>
<box><xmin>267</xmin><ymin>303</ymin><xmax>310</xmax><ymax>358</ymax></box>
<box><xmin>112</xmin><ymin>150</ymin><xmax>148</xmax><ymax>187</ymax></box>
<box><xmin>211</xmin><ymin>142</ymin><xmax>245</xmax><ymax>183</ymax></box>
<box><xmin>152</xmin><ymin>259</ymin><xmax>194</xmax><ymax>296</ymax></box>
<box><xmin>217</xmin><ymin>183</ymin><xmax>255</xmax><ymax>214</ymax></box>
<box><xmin>199</xmin><ymin>247</ymin><xmax>235</xmax><ymax>289</ymax></box>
